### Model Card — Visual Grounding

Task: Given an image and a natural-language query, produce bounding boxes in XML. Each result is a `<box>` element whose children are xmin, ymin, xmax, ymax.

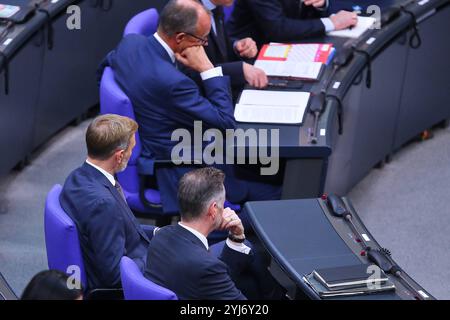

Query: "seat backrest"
<box><xmin>120</xmin><ymin>256</ymin><xmax>178</xmax><ymax>300</ymax></box>
<box><xmin>99</xmin><ymin>67</ymin><xmax>142</xmax><ymax>165</ymax></box>
<box><xmin>100</xmin><ymin>67</ymin><xmax>143</xmax><ymax>197</ymax></box>
<box><xmin>124</xmin><ymin>8</ymin><xmax>159</xmax><ymax>37</ymax></box>
<box><xmin>44</xmin><ymin>185</ymin><xmax>87</xmax><ymax>289</ymax></box>
<box><xmin>223</xmin><ymin>3</ymin><xmax>235</xmax><ymax>22</ymax></box>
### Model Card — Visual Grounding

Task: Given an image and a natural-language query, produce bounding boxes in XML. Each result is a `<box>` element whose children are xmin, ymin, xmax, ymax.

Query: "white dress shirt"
<box><xmin>153</xmin><ymin>32</ymin><xmax>223</xmax><ymax>81</ymax></box>
<box><xmin>86</xmin><ymin>160</ymin><xmax>115</xmax><ymax>186</ymax></box>
<box><xmin>318</xmin><ymin>0</ymin><xmax>335</xmax><ymax>32</ymax></box>
<box><xmin>179</xmin><ymin>222</ymin><xmax>251</xmax><ymax>254</ymax></box>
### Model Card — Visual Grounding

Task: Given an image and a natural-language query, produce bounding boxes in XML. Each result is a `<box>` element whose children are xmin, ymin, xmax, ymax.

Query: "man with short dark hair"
<box><xmin>60</xmin><ymin>114</ymin><xmax>151</xmax><ymax>291</ymax></box>
<box><xmin>144</xmin><ymin>167</ymin><xmax>283</xmax><ymax>300</ymax></box>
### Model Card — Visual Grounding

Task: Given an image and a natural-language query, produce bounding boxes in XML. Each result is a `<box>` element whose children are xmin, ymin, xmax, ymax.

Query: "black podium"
<box><xmin>243</xmin><ymin>197</ymin><xmax>434</xmax><ymax>300</ymax></box>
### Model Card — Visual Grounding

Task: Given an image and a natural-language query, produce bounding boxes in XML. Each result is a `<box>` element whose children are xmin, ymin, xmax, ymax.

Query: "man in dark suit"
<box><xmin>103</xmin><ymin>0</ymin><xmax>281</xmax><ymax>215</ymax></box>
<box><xmin>227</xmin><ymin>0</ymin><xmax>358</xmax><ymax>47</ymax></box>
<box><xmin>60</xmin><ymin>114</ymin><xmax>151</xmax><ymax>290</ymax></box>
<box><xmin>145</xmin><ymin>167</ymin><xmax>284</xmax><ymax>299</ymax></box>
<box><xmin>199</xmin><ymin>0</ymin><xmax>267</xmax><ymax>92</ymax></box>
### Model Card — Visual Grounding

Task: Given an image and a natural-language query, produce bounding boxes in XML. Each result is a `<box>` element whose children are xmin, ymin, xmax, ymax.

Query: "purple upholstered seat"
<box><xmin>120</xmin><ymin>256</ymin><xmax>178</xmax><ymax>300</ymax></box>
<box><xmin>124</xmin><ymin>8</ymin><xmax>159</xmax><ymax>37</ymax></box>
<box><xmin>44</xmin><ymin>184</ymin><xmax>87</xmax><ymax>289</ymax></box>
<box><xmin>100</xmin><ymin>67</ymin><xmax>167</xmax><ymax>218</ymax></box>
<box><xmin>223</xmin><ymin>3</ymin><xmax>235</xmax><ymax>22</ymax></box>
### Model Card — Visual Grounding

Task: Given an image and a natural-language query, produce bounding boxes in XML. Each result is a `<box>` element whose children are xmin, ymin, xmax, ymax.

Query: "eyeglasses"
<box><xmin>180</xmin><ymin>32</ymin><xmax>209</xmax><ymax>46</ymax></box>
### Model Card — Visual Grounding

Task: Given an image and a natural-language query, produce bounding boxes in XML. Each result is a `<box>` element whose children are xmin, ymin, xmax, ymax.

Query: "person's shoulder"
<box><xmin>61</xmin><ymin>166</ymin><xmax>114</xmax><ymax>204</ymax></box>
<box><xmin>119</xmin><ymin>34</ymin><xmax>149</xmax><ymax>48</ymax></box>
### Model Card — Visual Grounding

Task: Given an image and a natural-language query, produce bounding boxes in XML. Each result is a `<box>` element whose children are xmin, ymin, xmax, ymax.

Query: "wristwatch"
<box><xmin>228</xmin><ymin>233</ymin><xmax>246</xmax><ymax>243</ymax></box>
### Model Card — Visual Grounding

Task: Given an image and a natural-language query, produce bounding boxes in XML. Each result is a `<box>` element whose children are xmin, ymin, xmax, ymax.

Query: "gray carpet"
<box><xmin>0</xmin><ymin>119</ymin><xmax>449</xmax><ymax>299</ymax></box>
<box><xmin>349</xmin><ymin>125</ymin><xmax>450</xmax><ymax>300</ymax></box>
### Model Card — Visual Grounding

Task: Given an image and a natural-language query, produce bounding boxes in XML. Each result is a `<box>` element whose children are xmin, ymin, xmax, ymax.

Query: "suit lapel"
<box><xmin>174</xmin><ymin>224</ymin><xmax>209</xmax><ymax>251</ymax></box>
<box><xmin>82</xmin><ymin>163</ymin><xmax>150</xmax><ymax>243</ymax></box>
<box><xmin>148</xmin><ymin>35</ymin><xmax>175</xmax><ymax>65</ymax></box>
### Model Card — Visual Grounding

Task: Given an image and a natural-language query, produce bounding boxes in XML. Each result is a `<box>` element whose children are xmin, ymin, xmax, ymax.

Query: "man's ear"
<box><xmin>114</xmin><ymin>149</ymin><xmax>124</xmax><ymax>163</ymax></box>
<box><xmin>175</xmin><ymin>32</ymin><xmax>185</xmax><ymax>44</ymax></box>
<box><xmin>207</xmin><ymin>201</ymin><xmax>217</xmax><ymax>220</ymax></box>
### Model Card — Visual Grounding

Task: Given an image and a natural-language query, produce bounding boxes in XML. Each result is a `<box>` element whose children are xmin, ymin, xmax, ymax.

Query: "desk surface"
<box><xmin>244</xmin><ymin>198</ymin><xmax>434</xmax><ymax>300</ymax></box>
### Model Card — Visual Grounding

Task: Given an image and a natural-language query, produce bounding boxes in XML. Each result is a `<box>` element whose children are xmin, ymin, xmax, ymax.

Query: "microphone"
<box><xmin>333</xmin><ymin>39</ymin><xmax>355</xmax><ymax>67</ymax></box>
<box><xmin>367</xmin><ymin>247</ymin><xmax>425</xmax><ymax>299</ymax></box>
<box><xmin>381</xmin><ymin>6</ymin><xmax>401</xmax><ymax>26</ymax></box>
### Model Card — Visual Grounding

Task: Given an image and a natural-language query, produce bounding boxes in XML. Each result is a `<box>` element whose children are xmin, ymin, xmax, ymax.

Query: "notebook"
<box><xmin>327</xmin><ymin>16</ymin><xmax>377</xmax><ymax>38</ymax></box>
<box><xmin>303</xmin><ymin>272</ymin><xmax>395</xmax><ymax>298</ymax></box>
<box><xmin>234</xmin><ymin>89</ymin><xmax>310</xmax><ymax>124</ymax></box>
<box><xmin>254</xmin><ymin>43</ymin><xmax>334</xmax><ymax>80</ymax></box>
<box><xmin>313</xmin><ymin>264</ymin><xmax>389</xmax><ymax>291</ymax></box>
<box><xmin>0</xmin><ymin>4</ymin><xmax>20</xmax><ymax>19</ymax></box>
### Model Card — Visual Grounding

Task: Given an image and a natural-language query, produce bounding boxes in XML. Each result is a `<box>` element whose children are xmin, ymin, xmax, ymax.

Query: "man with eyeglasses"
<box><xmin>102</xmin><ymin>0</ymin><xmax>281</xmax><ymax>216</ymax></box>
<box><xmin>191</xmin><ymin>0</ymin><xmax>268</xmax><ymax>96</ymax></box>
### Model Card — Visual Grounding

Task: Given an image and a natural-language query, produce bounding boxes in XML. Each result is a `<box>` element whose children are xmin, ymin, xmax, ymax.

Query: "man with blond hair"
<box><xmin>60</xmin><ymin>114</ymin><xmax>151</xmax><ymax>291</ymax></box>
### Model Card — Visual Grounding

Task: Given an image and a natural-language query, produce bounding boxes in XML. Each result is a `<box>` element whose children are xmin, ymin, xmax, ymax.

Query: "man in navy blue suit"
<box><xmin>192</xmin><ymin>0</ymin><xmax>268</xmax><ymax>97</ymax></box>
<box><xmin>60</xmin><ymin>114</ymin><xmax>151</xmax><ymax>291</ymax></box>
<box><xmin>145</xmin><ymin>167</ymin><xmax>284</xmax><ymax>299</ymax></box>
<box><xmin>104</xmin><ymin>0</ymin><xmax>281</xmax><ymax>215</ymax></box>
<box><xmin>227</xmin><ymin>0</ymin><xmax>358</xmax><ymax>47</ymax></box>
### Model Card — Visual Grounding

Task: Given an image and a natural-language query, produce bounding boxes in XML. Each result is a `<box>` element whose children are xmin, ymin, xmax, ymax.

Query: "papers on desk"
<box><xmin>254</xmin><ymin>43</ymin><xmax>333</xmax><ymax>80</ymax></box>
<box><xmin>327</xmin><ymin>16</ymin><xmax>376</xmax><ymax>38</ymax></box>
<box><xmin>254</xmin><ymin>60</ymin><xmax>323</xmax><ymax>80</ymax></box>
<box><xmin>0</xmin><ymin>4</ymin><xmax>20</xmax><ymax>19</ymax></box>
<box><xmin>234</xmin><ymin>90</ymin><xmax>310</xmax><ymax>124</ymax></box>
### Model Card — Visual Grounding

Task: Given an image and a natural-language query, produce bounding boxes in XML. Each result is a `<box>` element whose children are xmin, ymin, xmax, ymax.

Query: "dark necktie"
<box><xmin>212</xmin><ymin>6</ymin><xmax>228</xmax><ymax>60</ymax></box>
<box><xmin>115</xmin><ymin>180</ymin><xmax>126</xmax><ymax>202</ymax></box>
<box><xmin>298</xmin><ymin>0</ymin><xmax>303</xmax><ymax>16</ymax></box>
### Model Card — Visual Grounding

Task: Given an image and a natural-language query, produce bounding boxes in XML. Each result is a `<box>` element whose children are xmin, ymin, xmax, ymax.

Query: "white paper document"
<box><xmin>254</xmin><ymin>60</ymin><xmax>323</xmax><ymax>80</ymax></box>
<box><xmin>327</xmin><ymin>16</ymin><xmax>376</xmax><ymax>38</ymax></box>
<box><xmin>234</xmin><ymin>90</ymin><xmax>310</xmax><ymax>124</ymax></box>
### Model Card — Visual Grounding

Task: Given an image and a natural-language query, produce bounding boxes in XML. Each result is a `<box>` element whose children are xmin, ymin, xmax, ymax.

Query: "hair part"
<box><xmin>158</xmin><ymin>0</ymin><xmax>209</xmax><ymax>37</ymax></box>
<box><xmin>86</xmin><ymin>114</ymin><xmax>138</xmax><ymax>161</ymax></box>
<box><xmin>178</xmin><ymin>167</ymin><xmax>226</xmax><ymax>221</ymax></box>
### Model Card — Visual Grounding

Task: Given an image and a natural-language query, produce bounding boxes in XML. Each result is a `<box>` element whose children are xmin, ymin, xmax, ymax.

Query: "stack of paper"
<box><xmin>234</xmin><ymin>90</ymin><xmax>310</xmax><ymax>124</ymax></box>
<box><xmin>327</xmin><ymin>16</ymin><xmax>377</xmax><ymax>38</ymax></box>
<box><xmin>254</xmin><ymin>43</ymin><xmax>334</xmax><ymax>80</ymax></box>
<box><xmin>254</xmin><ymin>60</ymin><xmax>323</xmax><ymax>80</ymax></box>
<box><xmin>0</xmin><ymin>4</ymin><xmax>20</xmax><ymax>19</ymax></box>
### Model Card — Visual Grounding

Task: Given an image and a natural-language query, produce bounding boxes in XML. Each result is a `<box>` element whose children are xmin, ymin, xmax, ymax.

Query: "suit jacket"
<box><xmin>59</xmin><ymin>163</ymin><xmax>150</xmax><ymax>290</ymax></box>
<box><xmin>227</xmin><ymin>0</ymin><xmax>328</xmax><ymax>48</ymax></box>
<box><xmin>104</xmin><ymin>35</ymin><xmax>236</xmax><ymax>213</ymax></box>
<box><xmin>144</xmin><ymin>224</ymin><xmax>250</xmax><ymax>300</ymax></box>
<box><xmin>204</xmin><ymin>7</ymin><xmax>246</xmax><ymax>88</ymax></box>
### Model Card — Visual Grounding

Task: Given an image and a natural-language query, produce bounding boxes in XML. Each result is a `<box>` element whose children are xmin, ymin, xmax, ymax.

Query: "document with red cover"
<box><xmin>254</xmin><ymin>43</ymin><xmax>334</xmax><ymax>80</ymax></box>
<box><xmin>257</xmin><ymin>43</ymin><xmax>334</xmax><ymax>64</ymax></box>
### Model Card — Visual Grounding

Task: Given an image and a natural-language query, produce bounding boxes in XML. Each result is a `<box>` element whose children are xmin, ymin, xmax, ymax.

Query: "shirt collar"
<box><xmin>153</xmin><ymin>32</ymin><xmax>176</xmax><ymax>64</ymax></box>
<box><xmin>202</xmin><ymin>0</ymin><xmax>217</xmax><ymax>11</ymax></box>
<box><xmin>178</xmin><ymin>222</ymin><xmax>209</xmax><ymax>250</ymax></box>
<box><xmin>86</xmin><ymin>160</ymin><xmax>116</xmax><ymax>186</ymax></box>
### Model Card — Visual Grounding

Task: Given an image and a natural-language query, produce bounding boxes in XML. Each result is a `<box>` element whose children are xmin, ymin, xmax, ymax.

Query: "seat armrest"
<box><xmin>141</xmin><ymin>224</ymin><xmax>157</xmax><ymax>240</ymax></box>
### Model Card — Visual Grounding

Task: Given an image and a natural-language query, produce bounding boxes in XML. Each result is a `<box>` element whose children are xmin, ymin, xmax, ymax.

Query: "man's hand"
<box><xmin>175</xmin><ymin>46</ymin><xmax>214</xmax><ymax>73</ymax></box>
<box><xmin>243</xmin><ymin>63</ymin><xmax>268</xmax><ymax>89</ymax></box>
<box><xmin>303</xmin><ymin>0</ymin><xmax>326</xmax><ymax>8</ymax></box>
<box><xmin>234</xmin><ymin>37</ymin><xmax>258</xmax><ymax>59</ymax></box>
<box><xmin>220</xmin><ymin>208</ymin><xmax>244</xmax><ymax>237</ymax></box>
<box><xmin>330</xmin><ymin>11</ymin><xmax>358</xmax><ymax>30</ymax></box>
